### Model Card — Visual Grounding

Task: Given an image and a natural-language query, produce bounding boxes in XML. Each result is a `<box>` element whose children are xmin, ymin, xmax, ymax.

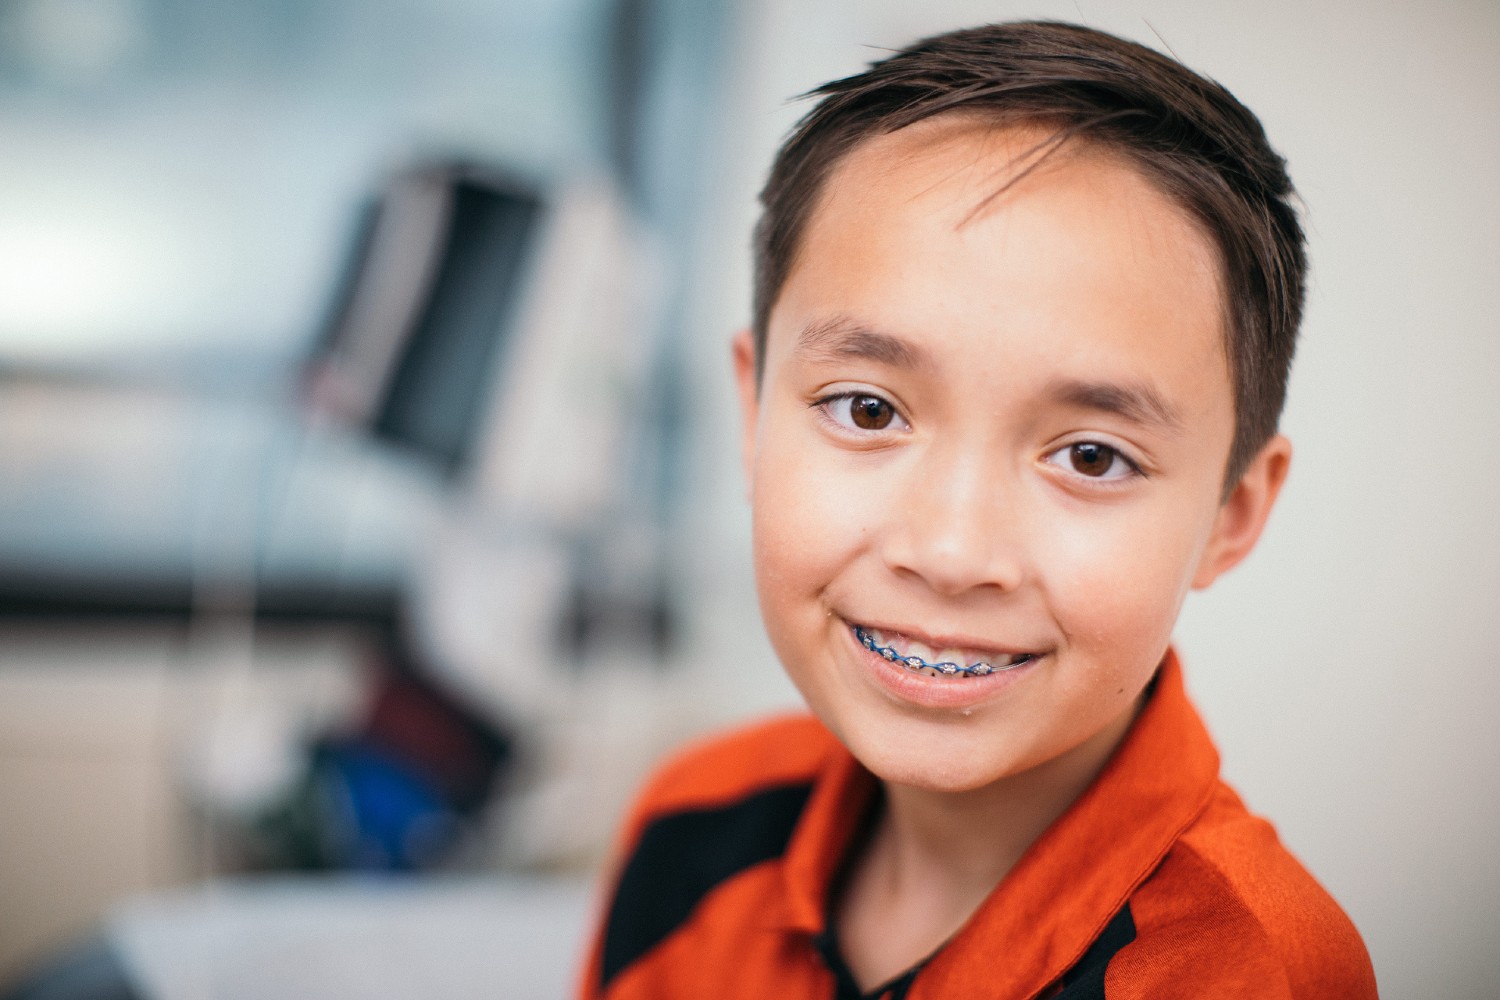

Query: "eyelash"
<box><xmin>1042</xmin><ymin>440</ymin><xmax>1146</xmax><ymax>485</ymax></box>
<box><xmin>811</xmin><ymin>392</ymin><xmax>1147</xmax><ymax>485</ymax></box>
<box><xmin>811</xmin><ymin>391</ymin><xmax>911</xmax><ymax>436</ymax></box>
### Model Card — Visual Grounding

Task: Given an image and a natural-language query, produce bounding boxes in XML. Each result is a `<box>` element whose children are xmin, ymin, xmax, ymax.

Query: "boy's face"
<box><xmin>735</xmin><ymin>118</ymin><xmax>1289</xmax><ymax>794</ymax></box>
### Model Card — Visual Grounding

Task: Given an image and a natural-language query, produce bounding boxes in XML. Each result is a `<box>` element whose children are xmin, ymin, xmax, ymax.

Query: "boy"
<box><xmin>581</xmin><ymin>21</ymin><xmax>1376</xmax><ymax>999</ymax></box>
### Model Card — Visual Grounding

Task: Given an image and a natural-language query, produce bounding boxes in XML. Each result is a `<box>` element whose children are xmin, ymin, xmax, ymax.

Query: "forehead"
<box><xmin>769</xmin><ymin>118</ymin><xmax>1229</xmax><ymax>407</ymax></box>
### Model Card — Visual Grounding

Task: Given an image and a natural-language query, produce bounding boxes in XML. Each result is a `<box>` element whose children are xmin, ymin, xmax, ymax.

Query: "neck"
<box><xmin>836</xmin><ymin>693</ymin><xmax>1143</xmax><ymax>989</ymax></box>
<box><xmin>881</xmin><ymin>695</ymin><xmax>1140</xmax><ymax>895</ymax></box>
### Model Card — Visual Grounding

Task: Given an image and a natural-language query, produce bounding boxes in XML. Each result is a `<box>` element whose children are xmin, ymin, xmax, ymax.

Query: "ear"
<box><xmin>732</xmin><ymin>329</ymin><xmax>760</xmax><ymax>489</ymax></box>
<box><xmin>1192</xmin><ymin>435</ymin><xmax>1292</xmax><ymax>589</ymax></box>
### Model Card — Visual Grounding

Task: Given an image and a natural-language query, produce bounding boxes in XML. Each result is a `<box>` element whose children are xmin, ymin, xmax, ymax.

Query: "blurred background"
<box><xmin>0</xmin><ymin>0</ymin><xmax>1494</xmax><ymax>997</ymax></box>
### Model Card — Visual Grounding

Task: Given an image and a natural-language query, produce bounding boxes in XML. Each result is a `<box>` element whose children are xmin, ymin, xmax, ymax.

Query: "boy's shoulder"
<box><xmin>583</xmin><ymin>713</ymin><xmax>858</xmax><ymax>998</ymax></box>
<box><xmin>624</xmin><ymin>712</ymin><xmax>840</xmax><ymax>825</ymax></box>
<box><xmin>1113</xmin><ymin>780</ymin><xmax>1377</xmax><ymax>998</ymax></box>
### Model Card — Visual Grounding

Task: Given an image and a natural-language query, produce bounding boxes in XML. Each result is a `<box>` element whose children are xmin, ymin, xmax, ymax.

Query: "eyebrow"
<box><xmin>793</xmin><ymin>317</ymin><xmax>1185</xmax><ymax>433</ymax></box>
<box><xmin>793</xmin><ymin>316</ymin><xmax>934</xmax><ymax>372</ymax></box>
<box><xmin>1047</xmin><ymin>377</ymin><xmax>1185</xmax><ymax>435</ymax></box>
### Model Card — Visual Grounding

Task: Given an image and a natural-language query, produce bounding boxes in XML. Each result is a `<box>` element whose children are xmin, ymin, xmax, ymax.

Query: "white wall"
<box><xmin>676</xmin><ymin>2</ymin><xmax>1500</xmax><ymax>996</ymax></box>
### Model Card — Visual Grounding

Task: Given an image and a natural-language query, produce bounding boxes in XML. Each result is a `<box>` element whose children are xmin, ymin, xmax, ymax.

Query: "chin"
<box><xmin>876</xmin><ymin>759</ymin><xmax>1006</xmax><ymax>795</ymax></box>
<box><xmin>836</xmin><ymin>712</ymin><xmax>1034</xmax><ymax>794</ymax></box>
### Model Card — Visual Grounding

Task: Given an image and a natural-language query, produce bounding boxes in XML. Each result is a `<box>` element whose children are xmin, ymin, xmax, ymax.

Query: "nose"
<box><xmin>879</xmin><ymin>441</ymin><xmax>1027</xmax><ymax>596</ymax></box>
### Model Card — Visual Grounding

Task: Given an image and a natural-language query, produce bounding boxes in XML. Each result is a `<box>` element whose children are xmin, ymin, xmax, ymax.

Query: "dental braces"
<box><xmin>854</xmin><ymin>625</ymin><xmax>1024</xmax><ymax>677</ymax></box>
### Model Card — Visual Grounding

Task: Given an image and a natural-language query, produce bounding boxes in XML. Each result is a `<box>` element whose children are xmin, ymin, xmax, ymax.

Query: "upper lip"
<box><xmin>845</xmin><ymin>616</ymin><xmax>1042</xmax><ymax>658</ymax></box>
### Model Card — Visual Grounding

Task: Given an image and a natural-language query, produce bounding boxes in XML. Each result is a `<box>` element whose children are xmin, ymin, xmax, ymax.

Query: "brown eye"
<box><xmin>1044</xmin><ymin>441</ymin><xmax>1140</xmax><ymax>483</ymax></box>
<box><xmin>850</xmin><ymin>394</ymin><xmax>894</xmax><ymax>430</ymax></box>
<box><xmin>819</xmin><ymin>391</ymin><xmax>908</xmax><ymax>435</ymax></box>
<box><xmin>1069</xmin><ymin>442</ymin><xmax>1118</xmax><ymax>477</ymax></box>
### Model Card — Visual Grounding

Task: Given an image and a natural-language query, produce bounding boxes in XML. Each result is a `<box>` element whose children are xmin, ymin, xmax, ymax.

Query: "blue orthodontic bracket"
<box><xmin>854</xmin><ymin>625</ymin><xmax>1028</xmax><ymax>677</ymax></box>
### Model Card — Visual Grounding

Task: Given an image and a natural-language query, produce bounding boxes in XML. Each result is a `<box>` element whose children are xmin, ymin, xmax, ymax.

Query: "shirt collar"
<box><xmin>777</xmin><ymin>728</ymin><xmax>878</xmax><ymax>934</ymax></box>
<box><xmin>774</xmin><ymin>649</ymin><xmax>1220</xmax><ymax>995</ymax></box>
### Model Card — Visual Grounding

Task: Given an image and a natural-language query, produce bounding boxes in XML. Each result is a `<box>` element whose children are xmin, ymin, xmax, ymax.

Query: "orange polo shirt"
<box><xmin>578</xmin><ymin>652</ymin><xmax>1377</xmax><ymax>999</ymax></box>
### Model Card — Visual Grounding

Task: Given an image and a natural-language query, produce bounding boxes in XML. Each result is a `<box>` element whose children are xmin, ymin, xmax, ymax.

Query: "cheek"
<box><xmin>1039</xmin><ymin>500</ymin><xmax>1208</xmax><ymax>661</ymax></box>
<box><xmin>749</xmin><ymin>426</ymin><xmax>886</xmax><ymax>649</ymax></box>
<box><xmin>750</xmin><ymin>438</ymin><xmax>844</xmax><ymax>617</ymax></box>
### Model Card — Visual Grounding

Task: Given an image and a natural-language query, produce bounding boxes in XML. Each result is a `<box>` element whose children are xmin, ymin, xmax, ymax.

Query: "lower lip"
<box><xmin>848</xmin><ymin>624</ymin><xmax>1041</xmax><ymax>710</ymax></box>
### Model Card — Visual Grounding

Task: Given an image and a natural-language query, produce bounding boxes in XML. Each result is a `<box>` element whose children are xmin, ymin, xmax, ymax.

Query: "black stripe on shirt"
<box><xmin>1053</xmin><ymin>904</ymin><xmax>1137</xmax><ymax>999</ymax></box>
<box><xmin>599</xmin><ymin>781</ymin><xmax>815</xmax><ymax>989</ymax></box>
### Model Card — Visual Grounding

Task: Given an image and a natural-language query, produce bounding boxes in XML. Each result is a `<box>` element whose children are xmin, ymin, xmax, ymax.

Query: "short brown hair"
<box><xmin>751</xmin><ymin>20</ymin><xmax>1306</xmax><ymax>488</ymax></box>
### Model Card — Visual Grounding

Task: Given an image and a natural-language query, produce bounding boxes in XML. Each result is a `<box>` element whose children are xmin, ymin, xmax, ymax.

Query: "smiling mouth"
<box><xmin>852</xmin><ymin>624</ymin><xmax>1036</xmax><ymax>678</ymax></box>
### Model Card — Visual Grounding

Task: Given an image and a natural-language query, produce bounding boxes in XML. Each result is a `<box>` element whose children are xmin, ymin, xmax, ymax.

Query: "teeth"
<box><xmin>856</xmin><ymin>626</ymin><xmax>1033</xmax><ymax>678</ymax></box>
